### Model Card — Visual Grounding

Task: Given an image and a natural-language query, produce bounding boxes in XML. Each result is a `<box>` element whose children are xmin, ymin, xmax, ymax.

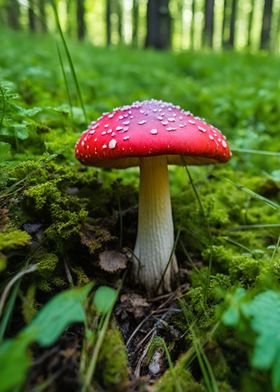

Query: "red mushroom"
<box><xmin>75</xmin><ymin>100</ymin><xmax>231</xmax><ymax>295</ymax></box>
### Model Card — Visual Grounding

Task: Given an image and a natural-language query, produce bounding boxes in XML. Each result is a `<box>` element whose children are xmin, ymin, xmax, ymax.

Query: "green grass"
<box><xmin>0</xmin><ymin>26</ymin><xmax>280</xmax><ymax>391</ymax></box>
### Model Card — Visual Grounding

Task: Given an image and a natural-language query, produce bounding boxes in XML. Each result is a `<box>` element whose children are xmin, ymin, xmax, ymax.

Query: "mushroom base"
<box><xmin>133</xmin><ymin>156</ymin><xmax>178</xmax><ymax>295</ymax></box>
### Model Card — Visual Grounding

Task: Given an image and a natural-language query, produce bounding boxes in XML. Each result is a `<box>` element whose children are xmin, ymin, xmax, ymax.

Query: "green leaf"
<box><xmin>0</xmin><ymin>142</ymin><xmax>11</xmax><ymax>162</ymax></box>
<box><xmin>222</xmin><ymin>288</ymin><xmax>246</xmax><ymax>327</ymax></box>
<box><xmin>25</xmin><ymin>283</ymin><xmax>93</xmax><ymax>347</ymax></box>
<box><xmin>272</xmin><ymin>352</ymin><xmax>280</xmax><ymax>392</ymax></box>
<box><xmin>241</xmin><ymin>290</ymin><xmax>280</xmax><ymax>370</ymax></box>
<box><xmin>0</xmin><ymin>332</ymin><xmax>34</xmax><ymax>392</ymax></box>
<box><xmin>93</xmin><ymin>286</ymin><xmax>117</xmax><ymax>315</ymax></box>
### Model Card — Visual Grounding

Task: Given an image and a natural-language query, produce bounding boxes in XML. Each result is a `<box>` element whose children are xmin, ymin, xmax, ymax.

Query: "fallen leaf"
<box><xmin>98</xmin><ymin>250</ymin><xmax>128</xmax><ymax>273</ymax></box>
<box><xmin>119</xmin><ymin>293</ymin><xmax>149</xmax><ymax>319</ymax></box>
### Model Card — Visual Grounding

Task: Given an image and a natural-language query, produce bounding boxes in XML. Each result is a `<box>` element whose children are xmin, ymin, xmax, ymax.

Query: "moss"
<box><xmin>228</xmin><ymin>255</ymin><xmax>264</xmax><ymax>285</ymax></box>
<box><xmin>22</xmin><ymin>284</ymin><xmax>37</xmax><ymax>323</ymax></box>
<box><xmin>208</xmin><ymin>274</ymin><xmax>232</xmax><ymax>303</ymax></box>
<box><xmin>24</xmin><ymin>180</ymin><xmax>61</xmax><ymax>210</ymax></box>
<box><xmin>97</xmin><ymin>325</ymin><xmax>128</xmax><ymax>389</ymax></box>
<box><xmin>37</xmin><ymin>279</ymin><xmax>52</xmax><ymax>292</ymax></box>
<box><xmin>52</xmin><ymin>276</ymin><xmax>66</xmax><ymax>288</ymax></box>
<box><xmin>71</xmin><ymin>266</ymin><xmax>90</xmax><ymax>286</ymax></box>
<box><xmin>154</xmin><ymin>354</ymin><xmax>205</xmax><ymax>392</ymax></box>
<box><xmin>79</xmin><ymin>222</ymin><xmax>114</xmax><ymax>254</ymax></box>
<box><xmin>186</xmin><ymin>287</ymin><xmax>205</xmax><ymax>314</ymax></box>
<box><xmin>0</xmin><ymin>253</ymin><xmax>6</xmax><ymax>272</ymax></box>
<box><xmin>37</xmin><ymin>252</ymin><xmax>59</xmax><ymax>277</ymax></box>
<box><xmin>202</xmin><ymin>195</ymin><xmax>230</xmax><ymax>227</ymax></box>
<box><xmin>202</xmin><ymin>245</ymin><xmax>234</xmax><ymax>267</ymax></box>
<box><xmin>0</xmin><ymin>229</ymin><xmax>31</xmax><ymax>251</ymax></box>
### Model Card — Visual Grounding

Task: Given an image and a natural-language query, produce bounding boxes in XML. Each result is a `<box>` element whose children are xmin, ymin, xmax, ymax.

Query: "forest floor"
<box><xmin>0</xmin><ymin>27</ymin><xmax>280</xmax><ymax>392</ymax></box>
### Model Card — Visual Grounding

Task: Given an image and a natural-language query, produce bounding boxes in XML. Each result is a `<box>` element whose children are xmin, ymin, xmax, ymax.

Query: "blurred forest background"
<box><xmin>1</xmin><ymin>0</ymin><xmax>280</xmax><ymax>52</ymax></box>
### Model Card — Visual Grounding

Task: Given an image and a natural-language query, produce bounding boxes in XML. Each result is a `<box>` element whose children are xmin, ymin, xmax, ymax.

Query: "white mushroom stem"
<box><xmin>133</xmin><ymin>155</ymin><xmax>178</xmax><ymax>295</ymax></box>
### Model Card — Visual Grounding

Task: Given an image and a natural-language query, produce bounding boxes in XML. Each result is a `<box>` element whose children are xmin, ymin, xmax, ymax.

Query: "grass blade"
<box><xmin>231</xmin><ymin>148</ymin><xmax>280</xmax><ymax>157</ymax></box>
<box><xmin>52</xmin><ymin>0</ymin><xmax>87</xmax><ymax>123</ymax></box>
<box><xmin>225</xmin><ymin>179</ymin><xmax>279</xmax><ymax>209</ymax></box>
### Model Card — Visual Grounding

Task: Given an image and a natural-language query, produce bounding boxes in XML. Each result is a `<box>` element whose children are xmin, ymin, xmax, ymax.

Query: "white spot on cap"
<box><xmin>116</xmin><ymin>126</ymin><xmax>123</xmax><ymax>131</ymax></box>
<box><xmin>123</xmin><ymin>121</ymin><xmax>130</xmax><ymax>125</ymax></box>
<box><xmin>161</xmin><ymin>121</ymin><xmax>168</xmax><ymax>125</ymax></box>
<box><xmin>102</xmin><ymin>144</ymin><xmax>107</xmax><ymax>149</ymax></box>
<box><xmin>168</xmin><ymin>118</ymin><xmax>176</xmax><ymax>122</ymax></box>
<box><xmin>138</xmin><ymin>120</ymin><xmax>146</xmax><ymax>125</ymax></box>
<box><xmin>166</xmin><ymin>127</ymin><xmax>177</xmax><ymax>131</ymax></box>
<box><xmin>188</xmin><ymin>120</ymin><xmax>195</xmax><ymax>125</ymax></box>
<box><xmin>108</xmin><ymin>139</ymin><xmax>117</xmax><ymax>149</ymax></box>
<box><xmin>222</xmin><ymin>140</ymin><xmax>228</xmax><ymax>148</ymax></box>
<box><xmin>123</xmin><ymin>136</ymin><xmax>130</xmax><ymax>141</ymax></box>
<box><xmin>101</xmin><ymin>131</ymin><xmax>106</xmax><ymax>135</ymax></box>
<box><xmin>150</xmin><ymin>129</ymin><xmax>158</xmax><ymax>135</ymax></box>
<box><xmin>89</xmin><ymin>130</ymin><xmax>95</xmax><ymax>135</ymax></box>
<box><xmin>209</xmin><ymin>134</ymin><xmax>214</xmax><ymax>140</ymax></box>
<box><xmin>198</xmin><ymin>126</ymin><xmax>207</xmax><ymax>133</ymax></box>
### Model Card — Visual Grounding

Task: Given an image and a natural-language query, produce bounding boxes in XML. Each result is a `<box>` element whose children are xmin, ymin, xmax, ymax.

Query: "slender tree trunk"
<box><xmin>203</xmin><ymin>0</ymin><xmax>215</xmax><ymax>48</ymax></box>
<box><xmin>260</xmin><ymin>0</ymin><xmax>274</xmax><ymax>50</ymax></box>
<box><xmin>145</xmin><ymin>0</ymin><xmax>171</xmax><ymax>50</ymax></box>
<box><xmin>66</xmin><ymin>0</ymin><xmax>73</xmax><ymax>36</ymax></box>
<box><xmin>6</xmin><ymin>0</ymin><xmax>20</xmax><ymax>30</ymax></box>
<box><xmin>247</xmin><ymin>0</ymin><xmax>254</xmax><ymax>48</ymax></box>
<box><xmin>222</xmin><ymin>0</ymin><xmax>228</xmax><ymax>47</ymax></box>
<box><xmin>190</xmin><ymin>0</ymin><xmax>196</xmax><ymax>49</ymax></box>
<box><xmin>273</xmin><ymin>7</ymin><xmax>280</xmax><ymax>51</ymax></box>
<box><xmin>228</xmin><ymin>0</ymin><xmax>237</xmax><ymax>47</ymax></box>
<box><xmin>38</xmin><ymin>0</ymin><xmax>47</xmax><ymax>32</ymax></box>
<box><xmin>132</xmin><ymin>0</ymin><xmax>139</xmax><ymax>47</ymax></box>
<box><xmin>28</xmin><ymin>0</ymin><xmax>36</xmax><ymax>32</ymax></box>
<box><xmin>106</xmin><ymin>0</ymin><xmax>111</xmax><ymax>46</ymax></box>
<box><xmin>117</xmin><ymin>0</ymin><xmax>123</xmax><ymax>43</ymax></box>
<box><xmin>77</xmin><ymin>0</ymin><xmax>86</xmax><ymax>41</ymax></box>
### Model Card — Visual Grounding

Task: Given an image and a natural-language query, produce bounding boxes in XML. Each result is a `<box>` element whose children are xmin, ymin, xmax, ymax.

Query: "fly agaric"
<box><xmin>75</xmin><ymin>100</ymin><xmax>231</xmax><ymax>295</ymax></box>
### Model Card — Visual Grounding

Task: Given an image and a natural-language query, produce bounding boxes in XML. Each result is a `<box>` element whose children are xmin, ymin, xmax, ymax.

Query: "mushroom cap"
<box><xmin>75</xmin><ymin>99</ymin><xmax>231</xmax><ymax>168</ymax></box>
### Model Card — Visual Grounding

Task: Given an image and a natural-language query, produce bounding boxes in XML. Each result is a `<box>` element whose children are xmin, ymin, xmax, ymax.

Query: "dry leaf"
<box><xmin>119</xmin><ymin>293</ymin><xmax>149</xmax><ymax>319</ymax></box>
<box><xmin>98</xmin><ymin>250</ymin><xmax>128</xmax><ymax>273</ymax></box>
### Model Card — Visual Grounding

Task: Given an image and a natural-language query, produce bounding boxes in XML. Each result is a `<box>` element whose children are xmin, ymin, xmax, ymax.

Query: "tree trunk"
<box><xmin>203</xmin><ymin>0</ymin><xmax>215</xmax><ymax>48</ymax></box>
<box><xmin>106</xmin><ymin>0</ymin><xmax>111</xmax><ymax>46</ymax></box>
<box><xmin>222</xmin><ymin>0</ymin><xmax>228</xmax><ymax>47</ymax></box>
<box><xmin>66</xmin><ymin>0</ymin><xmax>73</xmax><ymax>36</ymax></box>
<box><xmin>117</xmin><ymin>0</ymin><xmax>123</xmax><ymax>43</ymax></box>
<box><xmin>38</xmin><ymin>0</ymin><xmax>47</xmax><ymax>32</ymax></box>
<box><xmin>228</xmin><ymin>0</ymin><xmax>237</xmax><ymax>47</ymax></box>
<box><xmin>247</xmin><ymin>0</ymin><xmax>254</xmax><ymax>48</ymax></box>
<box><xmin>190</xmin><ymin>0</ymin><xmax>196</xmax><ymax>49</ymax></box>
<box><xmin>6</xmin><ymin>0</ymin><xmax>20</xmax><ymax>30</ymax></box>
<box><xmin>132</xmin><ymin>0</ymin><xmax>139</xmax><ymax>47</ymax></box>
<box><xmin>28</xmin><ymin>0</ymin><xmax>36</xmax><ymax>32</ymax></box>
<box><xmin>260</xmin><ymin>0</ymin><xmax>273</xmax><ymax>50</ymax></box>
<box><xmin>145</xmin><ymin>0</ymin><xmax>171</xmax><ymax>50</ymax></box>
<box><xmin>77</xmin><ymin>0</ymin><xmax>86</xmax><ymax>41</ymax></box>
